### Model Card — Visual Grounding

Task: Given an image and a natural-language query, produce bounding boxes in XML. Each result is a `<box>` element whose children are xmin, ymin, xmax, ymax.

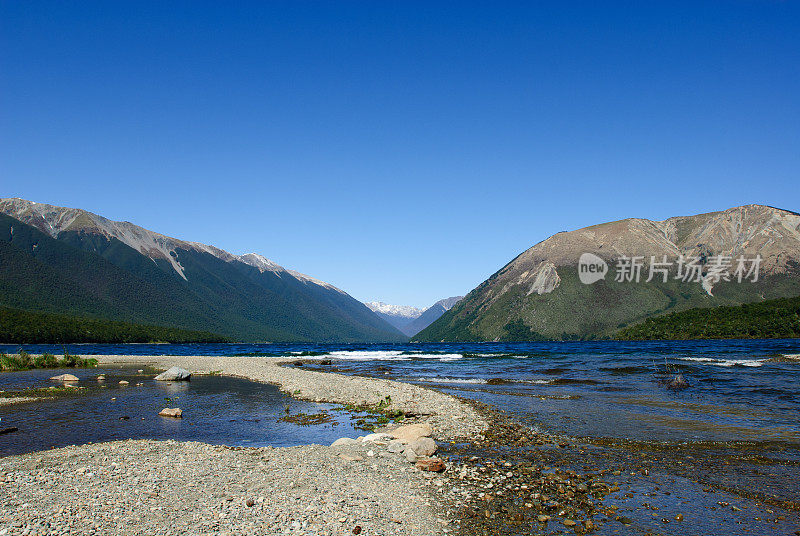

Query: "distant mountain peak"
<box><xmin>433</xmin><ymin>296</ymin><xmax>463</xmax><ymax>310</ymax></box>
<box><xmin>365</xmin><ymin>301</ymin><xmax>424</xmax><ymax>318</ymax></box>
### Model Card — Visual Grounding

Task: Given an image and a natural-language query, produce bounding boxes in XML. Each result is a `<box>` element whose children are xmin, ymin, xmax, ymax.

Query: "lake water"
<box><xmin>4</xmin><ymin>340</ymin><xmax>797</xmax><ymax>445</ymax></box>
<box><xmin>2</xmin><ymin>340</ymin><xmax>799</xmax><ymax>534</ymax></box>
<box><xmin>0</xmin><ymin>365</ymin><xmax>367</xmax><ymax>456</ymax></box>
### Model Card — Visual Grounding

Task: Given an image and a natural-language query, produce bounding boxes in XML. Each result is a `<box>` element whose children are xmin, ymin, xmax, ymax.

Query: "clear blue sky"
<box><xmin>2</xmin><ymin>2</ymin><xmax>798</xmax><ymax>308</ymax></box>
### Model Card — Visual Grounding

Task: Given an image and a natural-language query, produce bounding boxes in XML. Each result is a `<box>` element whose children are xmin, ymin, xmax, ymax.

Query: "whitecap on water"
<box><xmin>318</xmin><ymin>350</ymin><xmax>463</xmax><ymax>361</ymax></box>
<box><xmin>678</xmin><ymin>356</ymin><xmax>765</xmax><ymax>367</ymax></box>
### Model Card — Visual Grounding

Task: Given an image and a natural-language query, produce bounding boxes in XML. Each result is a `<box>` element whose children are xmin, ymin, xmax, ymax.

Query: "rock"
<box><xmin>245</xmin><ymin>498</ymin><xmax>255</xmax><ymax>507</ymax></box>
<box><xmin>118</xmin><ymin>380</ymin><xmax>129</xmax><ymax>385</ymax></box>
<box><xmin>409</xmin><ymin>437</ymin><xmax>437</xmax><ymax>457</ymax></box>
<box><xmin>387</xmin><ymin>440</ymin><xmax>405</xmax><ymax>454</ymax></box>
<box><xmin>331</xmin><ymin>437</ymin><xmax>359</xmax><ymax>448</ymax></box>
<box><xmin>362</xmin><ymin>432</ymin><xmax>392</xmax><ymax>442</ymax></box>
<box><xmin>390</xmin><ymin>423</ymin><xmax>432</xmax><ymax>443</ymax></box>
<box><xmin>352</xmin><ymin>526</ymin><xmax>362</xmax><ymax>535</ymax></box>
<box><xmin>537</xmin><ymin>514</ymin><xmax>550</xmax><ymax>523</ymax></box>
<box><xmin>96</xmin><ymin>375</ymin><xmax>106</xmax><ymax>381</ymax></box>
<box><xmin>50</xmin><ymin>374</ymin><xmax>79</xmax><ymax>382</ymax></box>
<box><xmin>675</xmin><ymin>513</ymin><xmax>684</xmax><ymax>521</ymax></box>
<box><xmin>154</xmin><ymin>367</ymin><xmax>192</xmax><ymax>381</ymax></box>
<box><xmin>667</xmin><ymin>374</ymin><xmax>689</xmax><ymax>390</ymax></box>
<box><xmin>404</xmin><ymin>448</ymin><xmax>418</xmax><ymax>463</ymax></box>
<box><xmin>338</xmin><ymin>454</ymin><xmax>364</xmax><ymax>462</ymax></box>
<box><xmin>415</xmin><ymin>457</ymin><xmax>445</xmax><ymax>472</ymax></box>
<box><xmin>0</xmin><ymin>427</ymin><xmax>18</xmax><ymax>435</ymax></box>
<box><xmin>158</xmin><ymin>408</ymin><xmax>182</xmax><ymax>418</ymax></box>
<box><xmin>563</xmin><ymin>519</ymin><xmax>576</xmax><ymax>527</ymax></box>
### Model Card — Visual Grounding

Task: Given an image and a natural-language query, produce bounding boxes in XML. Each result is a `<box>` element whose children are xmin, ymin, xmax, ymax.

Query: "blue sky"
<box><xmin>2</xmin><ymin>2</ymin><xmax>798</xmax><ymax>308</ymax></box>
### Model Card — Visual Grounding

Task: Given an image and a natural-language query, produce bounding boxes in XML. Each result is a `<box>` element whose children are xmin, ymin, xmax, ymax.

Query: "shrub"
<box><xmin>33</xmin><ymin>353</ymin><xmax>59</xmax><ymax>368</ymax></box>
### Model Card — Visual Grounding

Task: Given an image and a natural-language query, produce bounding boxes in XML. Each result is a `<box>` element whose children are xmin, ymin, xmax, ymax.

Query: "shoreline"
<box><xmin>0</xmin><ymin>355</ymin><xmax>490</xmax><ymax>536</ymax></box>
<box><xmin>2</xmin><ymin>354</ymin><xmax>799</xmax><ymax>535</ymax></box>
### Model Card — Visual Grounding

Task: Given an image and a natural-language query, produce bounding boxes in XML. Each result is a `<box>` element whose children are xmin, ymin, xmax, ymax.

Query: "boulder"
<box><xmin>389</xmin><ymin>423</ymin><xmax>432</xmax><ymax>444</ymax></box>
<box><xmin>415</xmin><ymin>457</ymin><xmax>445</xmax><ymax>472</ymax></box>
<box><xmin>154</xmin><ymin>367</ymin><xmax>192</xmax><ymax>381</ymax></box>
<box><xmin>403</xmin><ymin>448</ymin><xmax>417</xmax><ymax>463</ymax></box>
<box><xmin>387</xmin><ymin>440</ymin><xmax>405</xmax><ymax>454</ymax></box>
<box><xmin>331</xmin><ymin>437</ymin><xmax>358</xmax><ymax>448</ymax></box>
<box><xmin>96</xmin><ymin>375</ymin><xmax>106</xmax><ymax>381</ymax></box>
<box><xmin>409</xmin><ymin>437</ymin><xmax>437</xmax><ymax>457</ymax></box>
<box><xmin>50</xmin><ymin>374</ymin><xmax>79</xmax><ymax>382</ymax></box>
<box><xmin>361</xmin><ymin>432</ymin><xmax>392</xmax><ymax>443</ymax></box>
<box><xmin>158</xmin><ymin>408</ymin><xmax>182</xmax><ymax>418</ymax></box>
<box><xmin>118</xmin><ymin>380</ymin><xmax>129</xmax><ymax>385</ymax></box>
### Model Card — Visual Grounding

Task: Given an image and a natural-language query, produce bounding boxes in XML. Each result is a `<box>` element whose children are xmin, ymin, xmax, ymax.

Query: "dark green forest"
<box><xmin>617</xmin><ymin>295</ymin><xmax>800</xmax><ymax>340</ymax></box>
<box><xmin>0</xmin><ymin>306</ymin><xmax>227</xmax><ymax>343</ymax></box>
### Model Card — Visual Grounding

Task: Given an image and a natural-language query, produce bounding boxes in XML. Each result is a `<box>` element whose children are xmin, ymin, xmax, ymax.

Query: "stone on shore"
<box><xmin>50</xmin><ymin>374</ymin><xmax>79</xmax><ymax>382</ymax></box>
<box><xmin>330</xmin><ymin>437</ymin><xmax>359</xmax><ymax>448</ymax></box>
<box><xmin>414</xmin><ymin>457</ymin><xmax>445</xmax><ymax>472</ymax></box>
<box><xmin>362</xmin><ymin>432</ymin><xmax>393</xmax><ymax>443</ymax></box>
<box><xmin>387</xmin><ymin>440</ymin><xmax>405</xmax><ymax>453</ymax></box>
<box><xmin>409</xmin><ymin>437</ymin><xmax>437</xmax><ymax>457</ymax></box>
<box><xmin>390</xmin><ymin>423</ymin><xmax>432</xmax><ymax>443</ymax></box>
<box><xmin>155</xmin><ymin>367</ymin><xmax>192</xmax><ymax>381</ymax></box>
<box><xmin>158</xmin><ymin>408</ymin><xmax>183</xmax><ymax>418</ymax></box>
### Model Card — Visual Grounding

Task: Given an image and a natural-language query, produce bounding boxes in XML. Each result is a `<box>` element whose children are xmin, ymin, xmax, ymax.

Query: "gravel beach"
<box><xmin>0</xmin><ymin>355</ymin><xmax>489</xmax><ymax>536</ymax></box>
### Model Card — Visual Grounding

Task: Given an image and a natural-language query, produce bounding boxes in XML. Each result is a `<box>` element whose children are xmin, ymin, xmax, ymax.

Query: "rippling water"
<box><xmin>3</xmin><ymin>340</ymin><xmax>797</xmax><ymax>445</ymax></box>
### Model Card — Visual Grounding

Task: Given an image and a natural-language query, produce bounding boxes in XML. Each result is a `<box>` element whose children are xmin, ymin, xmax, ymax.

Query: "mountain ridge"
<box><xmin>0</xmin><ymin>197</ymin><xmax>405</xmax><ymax>343</ymax></box>
<box><xmin>415</xmin><ymin>205</ymin><xmax>800</xmax><ymax>341</ymax></box>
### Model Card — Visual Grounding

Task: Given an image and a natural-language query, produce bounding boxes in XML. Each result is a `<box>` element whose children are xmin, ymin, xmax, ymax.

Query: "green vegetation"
<box><xmin>416</xmin><ymin>267</ymin><xmax>800</xmax><ymax>341</ymax></box>
<box><xmin>617</xmin><ymin>295</ymin><xmax>800</xmax><ymax>340</ymax></box>
<box><xmin>279</xmin><ymin>411</ymin><xmax>334</xmax><ymax>426</ymax></box>
<box><xmin>339</xmin><ymin>395</ymin><xmax>406</xmax><ymax>432</ymax></box>
<box><xmin>0</xmin><ymin>349</ymin><xmax>98</xmax><ymax>371</ymax></box>
<box><xmin>0</xmin><ymin>306</ymin><xmax>228</xmax><ymax>344</ymax></box>
<box><xmin>0</xmin><ymin>212</ymin><xmax>406</xmax><ymax>343</ymax></box>
<box><xmin>499</xmin><ymin>319</ymin><xmax>547</xmax><ymax>342</ymax></box>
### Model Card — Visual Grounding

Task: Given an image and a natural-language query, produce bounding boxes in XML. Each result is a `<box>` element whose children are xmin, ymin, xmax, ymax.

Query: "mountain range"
<box><xmin>366</xmin><ymin>297</ymin><xmax>463</xmax><ymax>336</ymax></box>
<box><xmin>415</xmin><ymin>205</ymin><xmax>800</xmax><ymax>341</ymax></box>
<box><xmin>0</xmin><ymin>198</ymin><xmax>405</xmax><ymax>343</ymax></box>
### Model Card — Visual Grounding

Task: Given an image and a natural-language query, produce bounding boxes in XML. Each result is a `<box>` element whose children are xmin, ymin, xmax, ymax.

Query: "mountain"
<box><xmin>403</xmin><ymin>296</ymin><xmax>463</xmax><ymax>337</ymax></box>
<box><xmin>364</xmin><ymin>302</ymin><xmax>424</xmax><ymax>333</ymax></box>
<box><xmin>367</xmin><ymin>297</ymin><xmax>464</xmax><ymax>337</ymax></box>
<box><xmin>0</xmin><ymin>198</ymin><xmax>406</xmax><ymax>343</ymax></box>
<box><xmin>415</xmin><ymin>205</ymin><xmax>800</xmax><ymax>341</ymax></box>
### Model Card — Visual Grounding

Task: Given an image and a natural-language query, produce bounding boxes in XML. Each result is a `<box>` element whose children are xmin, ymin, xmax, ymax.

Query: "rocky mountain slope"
<box><xmin>415</xmin><ymin>205</ymin><xmax>800</xmax><ymax>341</ymax></box>
<box><xmin>403</xmin><ymin>297</ymin><xmax>463</xmax><ymax>337</ymax></box>
<box><xmin>0</xmin><ymin>198</ymin><xmax>405</xmax><ymax>342</ymax></box>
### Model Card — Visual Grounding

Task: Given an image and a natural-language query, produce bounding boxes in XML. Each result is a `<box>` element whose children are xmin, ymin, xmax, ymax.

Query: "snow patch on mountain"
<box><xmin>365</xmin><ymin>302</ymin><xmax>424</xmax><ymax>319</ymax></box>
